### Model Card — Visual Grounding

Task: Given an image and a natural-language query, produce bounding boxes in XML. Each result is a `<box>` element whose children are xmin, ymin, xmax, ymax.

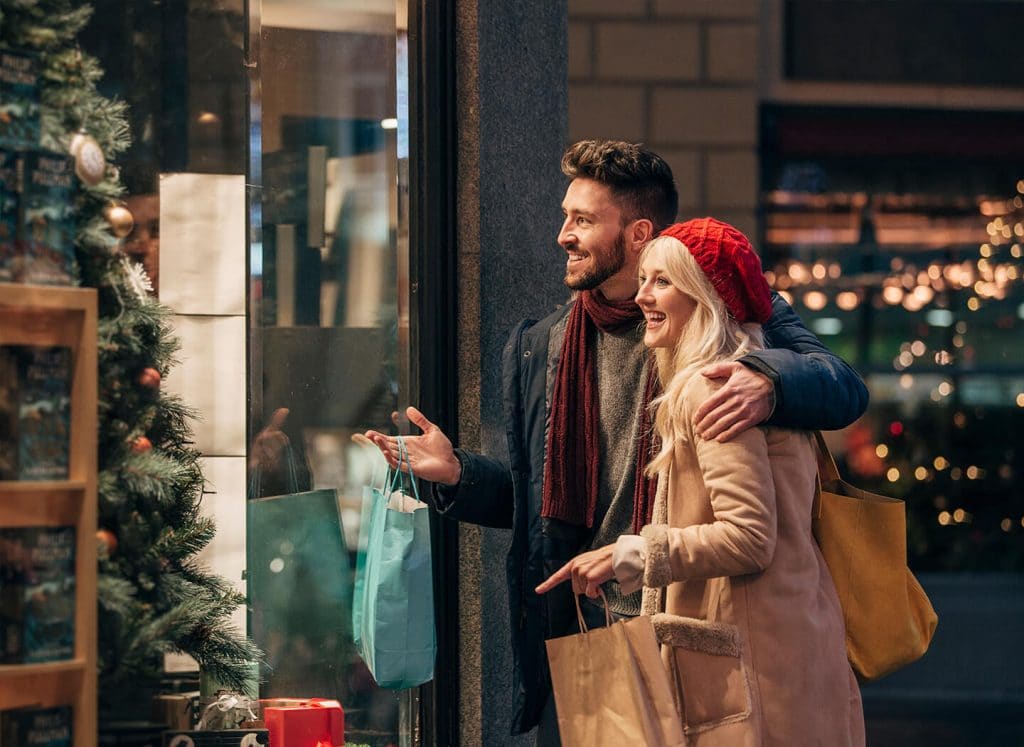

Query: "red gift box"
<box><xmin>262</xmin><ymin>698</ymin><xmax>344</xmax><ymax>747</ymax></box>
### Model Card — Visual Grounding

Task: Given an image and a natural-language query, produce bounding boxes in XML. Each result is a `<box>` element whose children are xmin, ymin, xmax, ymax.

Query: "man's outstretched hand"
<box><xmin>694</xmin><ymin>362</ymin><xmax>774</xmax><ymax>442</ymax></box>
<box><xmin>363</xmin><ymin>406</ymin><xmax>462</xmax><ymax>486</ymax></box>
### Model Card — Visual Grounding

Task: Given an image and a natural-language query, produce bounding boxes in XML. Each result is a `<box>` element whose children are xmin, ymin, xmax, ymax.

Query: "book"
<box><xmin>19</xmin><ymin>151</ymin><xmax>77</xmax><ymax>286</ymax></box>
<box><xmin>0</xmin><ymin>527</ymin><xmax>75</xmax><ymax>665</ymax></box>
<box><xmin>0</xmin><ymin>347</ymin><xmax>16</xmax><ymax>480</ymax></box>
<box><xmin>0</xmin><ymin>149</ymin><xmax>21</xmax><ymax>281</ymax></box>
<box><xmin>0</xmin><ymin>50</ymin><xmax>40</xmax><ymax>150</ymax></box>
<box><xmin>0</xmin><ymin>345</ymin><xmax>72</xmax><ymax>482</ymax></box>
<box><xmin>0</xmin><ymin>705</ymin><xmax>72</xmax><ymax>747</ymax></box>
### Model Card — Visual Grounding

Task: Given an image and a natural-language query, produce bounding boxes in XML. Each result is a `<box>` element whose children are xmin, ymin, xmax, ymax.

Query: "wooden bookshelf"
<box><xmin>0</xmin><ymin>284</ymin><xmax>97</xmax><ymax>747</ymax></box>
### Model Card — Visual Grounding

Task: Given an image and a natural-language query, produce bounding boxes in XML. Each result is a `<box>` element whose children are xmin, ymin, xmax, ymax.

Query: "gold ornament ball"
<box><xmin>105</xmin><ymin>205</ymin><xmax>134</xmax><ymax>238</ymax></box>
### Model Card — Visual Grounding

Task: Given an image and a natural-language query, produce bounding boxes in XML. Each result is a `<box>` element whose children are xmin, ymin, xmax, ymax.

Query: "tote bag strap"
<box><xmin>812</xmin><ymin>430</ymin><xmax>842</xmax><ymax>483</ymax></box>
<box><xmin>811</xmin><ymin>431</ymin><xmax>843</xmax><ymax>519</ymax></box>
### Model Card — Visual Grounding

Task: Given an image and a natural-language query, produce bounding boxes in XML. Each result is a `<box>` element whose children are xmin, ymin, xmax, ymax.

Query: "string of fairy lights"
<box><xmin>764</xmin><ymin>180</ymin><xmax>1024</xmax><ymax>540</ymax></box>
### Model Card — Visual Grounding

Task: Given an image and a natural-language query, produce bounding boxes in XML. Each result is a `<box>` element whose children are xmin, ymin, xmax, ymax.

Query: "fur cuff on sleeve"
<box><xmin>641</xmin><ymin>524</ymin><xmax>673</xmax><ymax>588</ymax></box>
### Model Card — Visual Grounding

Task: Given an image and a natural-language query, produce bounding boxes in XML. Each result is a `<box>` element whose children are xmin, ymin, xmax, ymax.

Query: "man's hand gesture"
<box><xmin>363</xmin><ymin>406</ymin><xmax>462</xmax><ymax>486</ymax></box>
<box><xmin>694</xmin><ymin>362</ymin><xmax>774</xmax><ymax>442</ymax></box>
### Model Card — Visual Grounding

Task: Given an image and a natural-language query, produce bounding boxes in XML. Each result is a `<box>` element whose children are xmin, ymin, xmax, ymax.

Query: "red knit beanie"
<box><xmin>658</xmin><ymin>218</ymin><xmax>772</xmax><ymax>324</ymax></box>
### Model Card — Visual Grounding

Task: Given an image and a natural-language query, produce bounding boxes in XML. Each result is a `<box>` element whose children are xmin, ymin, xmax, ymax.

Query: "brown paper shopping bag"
<box><xmin>545</xmin><ymin>594</ymin><xmax>686</xmax><ymax>747</ymax></box>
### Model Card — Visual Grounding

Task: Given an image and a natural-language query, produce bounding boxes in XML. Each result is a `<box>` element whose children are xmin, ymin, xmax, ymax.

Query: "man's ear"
<box><xmin>627</xmin><ymin>218</ymin><xmax>655</xmax><ymax>251</ymax></box>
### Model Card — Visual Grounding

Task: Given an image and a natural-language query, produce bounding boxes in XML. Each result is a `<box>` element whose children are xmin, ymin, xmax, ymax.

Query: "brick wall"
<box><xmin>568</xmin><ymin>0</ymin><xmax>761</xmax><ymax>238</ymax></box>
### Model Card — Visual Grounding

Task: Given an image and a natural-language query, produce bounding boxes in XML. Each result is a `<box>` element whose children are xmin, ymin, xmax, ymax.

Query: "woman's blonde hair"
<box><xmin>642</xmin><ymin>235</ymin><xmax>766</xmax><ymax>476</ymax></box>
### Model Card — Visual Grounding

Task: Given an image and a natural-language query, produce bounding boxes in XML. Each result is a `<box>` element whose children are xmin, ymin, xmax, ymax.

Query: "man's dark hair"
<box><xmin>561</xmin><ymin>139</ymin><xmax>679</xmax><ymax>233</ymax></box>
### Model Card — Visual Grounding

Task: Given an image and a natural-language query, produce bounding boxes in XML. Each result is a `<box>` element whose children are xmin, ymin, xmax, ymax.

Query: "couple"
<box><xmin>366</xmin><ymin>140</ymin><xmax>866</xmax><ymax>745</ymax></box>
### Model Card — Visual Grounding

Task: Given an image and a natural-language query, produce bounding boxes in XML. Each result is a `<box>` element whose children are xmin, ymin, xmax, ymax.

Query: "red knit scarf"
<box><xmin>541</xmin><ymin>290</ymin><xmax>660</xmax><ymax>533</ymax></box>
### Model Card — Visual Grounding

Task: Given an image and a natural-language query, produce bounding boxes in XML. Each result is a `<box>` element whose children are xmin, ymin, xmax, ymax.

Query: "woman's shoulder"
<box><xmin>678</xmin><ymin>369</ymin><xmax>726</xmax><ymax>411</ymax></box>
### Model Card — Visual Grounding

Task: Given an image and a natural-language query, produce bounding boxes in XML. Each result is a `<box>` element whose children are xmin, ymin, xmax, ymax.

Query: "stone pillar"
<box><xmin>454</xmin><ymin>1</ymin><xmax>569</xmax><ymax>744</ymax></box>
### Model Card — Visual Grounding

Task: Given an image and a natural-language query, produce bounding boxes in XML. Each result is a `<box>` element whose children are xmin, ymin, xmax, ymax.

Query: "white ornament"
<box><xmin>69</xmin><ymin>132</ymin><xmax>106</xmax><ymax>185</ymax></box>
<box><xmin>121</xmin><ymin>256</ymin><xmax>154</xmax><ymax>303</ymax></box>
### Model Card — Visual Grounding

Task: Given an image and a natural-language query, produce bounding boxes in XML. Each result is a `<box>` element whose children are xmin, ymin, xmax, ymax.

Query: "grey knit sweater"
<box><xmin>548</xmin><ymin>319</ymin><xmax>649</xmax><ymax>616</ymax></box>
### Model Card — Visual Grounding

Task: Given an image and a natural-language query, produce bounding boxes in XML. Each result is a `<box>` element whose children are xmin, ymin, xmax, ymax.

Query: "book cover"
<box><xmin>0</xmin><ymin>346</ymin><xmax>17</xmax><ymax>480</ymax></box>
<box><xmin>19</xmin><ymin>151</ymin><xmax>77</xmax><ymax>286</ymax></box>
<box><xmin>13</xmin><ymin>345</ymin><xmax>72</xmax><ymax>481</ymax></box>
<box><xmin>0</xmin><ymin>527</ymin><xmax>75</xmax><ymax>665</ymax></box>
<box><xmin>0</xmin><ymin>705</ymin><xmax>73</xmax><ymax>747</ymax></box>
<box><xmin>0</xmin><ymin>529</ymin><xmax>27</xmax><ymax>664</ymax></box>
<box><xmin>22</xmin><ymin>526</ymin><xmax>75</xmax><ymax>663</ymax></box>
<box><xmin>0</xmin><ymin>149</ymin><xmax>21</xmax><ymax>282</ymax></box>
<box><xmin>0</xmin><ymin>50</ymin><xmax>40</xmax><ymax>150</ymax></box>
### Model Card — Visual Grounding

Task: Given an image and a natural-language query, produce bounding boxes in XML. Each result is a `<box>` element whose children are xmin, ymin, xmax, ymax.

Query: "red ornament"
<box><xmin>138</xmin><ymin>367</ymin><xmax>161</xmax><ymax>389</ymax></box>
<box><xmin>131</xmin><ymin>435</ymin><xmax>152</xmax><ymax>453</ymax></box>
<box><xmin>97</xmin><ymin>529</ymin><xmax>118</xmax><ymax>555</ymax></box>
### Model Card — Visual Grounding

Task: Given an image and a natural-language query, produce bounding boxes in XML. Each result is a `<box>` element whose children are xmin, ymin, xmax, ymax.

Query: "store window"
<box><xmin>247</xmin><ymin>2</ymin><xmax>415</xmax><ymax>744</ymax></box>
<box><xmin>761</xmin><ymin>106</ymin><xmax>1024</xmax><ymax>572</ymax></box>
<box><xmin>81</xmin><ymin>0</ymin><xmax>424</xmax><ymax>742</ymax></box>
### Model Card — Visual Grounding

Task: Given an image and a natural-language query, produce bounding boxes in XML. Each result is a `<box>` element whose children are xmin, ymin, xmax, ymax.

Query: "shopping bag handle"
<box><xmin>574</xmin><ymin>589</ymin><xmax>612</xmax><ymax>634</ymax></box>
<box><xmin>811</xmin><ymin>431</ymin><xmax>843</xmax><ymax>520</ymax></box>
<box><xmin>812</xmin><ymin>431</ymin><xmax>842</xmax><ymax>484</ymax></box>
<box><xmin>247</xmin><ymin>441</ymin><xmax>301</xmax><ymax>498</ymax></box>
<box><xmin>385</xmin><ymin>436</ymin><xmax>423</xmax><ymax>505</ymax></box>
<box><xmin>351</xmin><ymin>432</ymin><xmax>390</xmax><ymax>493</ymax></box>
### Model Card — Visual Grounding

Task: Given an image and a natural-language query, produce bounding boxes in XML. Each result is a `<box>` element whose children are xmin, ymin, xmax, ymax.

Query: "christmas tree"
<box><xmin>0</xmin><ymin>0</ymin><xmax>260</xmax><ymax>713</ymax></box>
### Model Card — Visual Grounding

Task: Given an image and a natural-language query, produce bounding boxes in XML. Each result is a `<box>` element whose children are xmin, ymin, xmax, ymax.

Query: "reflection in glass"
<box><xmin>248</xmin><ymin>2</ymin><xmax>411</xmax><ymax>743</ymax></box>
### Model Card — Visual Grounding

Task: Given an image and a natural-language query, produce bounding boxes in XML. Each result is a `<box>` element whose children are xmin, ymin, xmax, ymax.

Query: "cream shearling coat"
<box><xmin>638</xmin><ymin>375</ymin><xmax>865</xmax><ymax>746</ymax></box>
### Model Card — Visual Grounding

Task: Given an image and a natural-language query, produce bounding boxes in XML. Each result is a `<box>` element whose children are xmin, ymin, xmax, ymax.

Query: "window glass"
<box><xmin>248</xmin><ymin>2</ymin><xmax>412</xmax><ymax>742</ymax></box>
<box><xmin>762</xmin><ymin>107</ymin><xmax>1024</xmax><ymax>572</ymax></box>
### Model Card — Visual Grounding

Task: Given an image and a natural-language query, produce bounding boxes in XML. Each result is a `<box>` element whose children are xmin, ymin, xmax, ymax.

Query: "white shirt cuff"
<box><xmin>612</xmin><ymin>534</ymin><xmax>646</xmax><ymax>594</ymax></box>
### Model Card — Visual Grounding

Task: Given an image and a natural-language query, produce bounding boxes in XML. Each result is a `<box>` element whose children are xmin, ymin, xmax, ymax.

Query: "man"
<box><xmin>365</xmin><ymin>140</ymin><xmax>868</xmax><ymax>742</ymax></box>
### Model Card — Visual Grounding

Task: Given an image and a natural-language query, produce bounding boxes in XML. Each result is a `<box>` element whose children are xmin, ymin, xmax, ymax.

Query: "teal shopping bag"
<box><xmin>246</xmin><ymin>446</ymin><xmax>351</xmax><ymax>689</ymax></box>
<box><xmin>352</xmin><ymin>448</ymin><xmax>387</xmax><ymax>650</ymax></box>
<box><xmin>358</xmin><ymin>438</ymin><xmax>436</xmax><ymax>689</ymax></box>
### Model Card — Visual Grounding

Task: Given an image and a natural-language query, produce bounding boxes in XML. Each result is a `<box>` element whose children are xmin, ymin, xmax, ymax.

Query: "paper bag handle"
<box><xmin>574</xmin><ymin>589</ymin><xmax>612</xmax><ymax>633</ymax></box>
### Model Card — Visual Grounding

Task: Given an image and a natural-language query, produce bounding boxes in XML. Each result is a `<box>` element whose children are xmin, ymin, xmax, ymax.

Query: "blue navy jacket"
<box><xmin>435</xmin><ymin>292</ymin><xmax>869</xmax><ymax>736</ymax></box>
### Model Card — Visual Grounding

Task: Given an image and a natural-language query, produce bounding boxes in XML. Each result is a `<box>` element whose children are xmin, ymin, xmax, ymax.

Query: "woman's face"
<box><xmin>636</xmin><ymin>252</ymin><xmax>697</xmax><ymax>348</ymax></box>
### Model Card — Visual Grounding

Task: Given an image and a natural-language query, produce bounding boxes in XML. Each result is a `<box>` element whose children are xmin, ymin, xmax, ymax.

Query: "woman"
<box><xmin>537</xmin><ymin>217</ymin><xmax>865</xmax><ymax>745</ymax></box>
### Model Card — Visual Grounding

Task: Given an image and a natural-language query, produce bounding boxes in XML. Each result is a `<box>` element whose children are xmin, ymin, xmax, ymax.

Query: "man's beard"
<box><xmin>564</xmin><ymin>232</ymin><xmax>627</xmax><ymax>291</ymax></box>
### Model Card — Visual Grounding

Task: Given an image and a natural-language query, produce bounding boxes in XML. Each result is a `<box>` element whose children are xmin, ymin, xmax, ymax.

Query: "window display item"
<box><xmin>812</xmin><ymin>431</ymin><xmax>938</xmax><ymax>681</ymax></box>
<box><xmin>356</xmin><ymin>438</ymin><xmax>435</xmax><ymax>689</ymax></box>
<box><xmin>103</xmin><ymin>203</ymin><xmax>134</xmax><ymax>239</ymax></box>
<box><xmin>68</xmin><ymin>131</ymin><xmax>106</xmax><ymax>187</ymax></box>
<box><xmin>0</xmin><ymin>704</ymin><xmax>72</xmax><ymax>747</ymax></box>
<box><xmin>0</xmin><ymin>526</ymin><xmax>75</xmax><ymax>664</ymax></box>
<box><xmin>163</xmin><ymin>729</ymin><xmax>268</xmax><ymax>747</ymax></box>
<box><xmin>262</xmin><ymin>699</ymin><xmax>343</xmax><ymax>747</ymax></box>
<box><xmin>0</xmin><ymin>148</ymin><xmax>19</xmax><ymax>282</ymax></box>
<box><xmin>0</xmin><ymin>344</ymin><xmax>72</xmax><ymax>481</ymax></box>
<box><xmin>151</xmin><ymin>693</ymin><xmax>198</xmax><ymax>731</ymax></box>
<box><xmin>196</xmin><ymin>692</ymin><xmax>259</xmax><ymax>732</ymax></box>
<box><xmin>20</xmin><ymin>150</ymin><xmax>78</xmax><ymax>286</ymax></box>
<box><xmin>0</xmin><ymin>50</ymin><xmax>40</xmax><ymax>150</ymax></box>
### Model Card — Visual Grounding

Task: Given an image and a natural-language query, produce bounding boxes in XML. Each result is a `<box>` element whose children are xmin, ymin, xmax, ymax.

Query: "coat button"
<box><xmin>523</xmin><ymin>350</ymin><xmax>531</xmax><ymax>358</ymax></box>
